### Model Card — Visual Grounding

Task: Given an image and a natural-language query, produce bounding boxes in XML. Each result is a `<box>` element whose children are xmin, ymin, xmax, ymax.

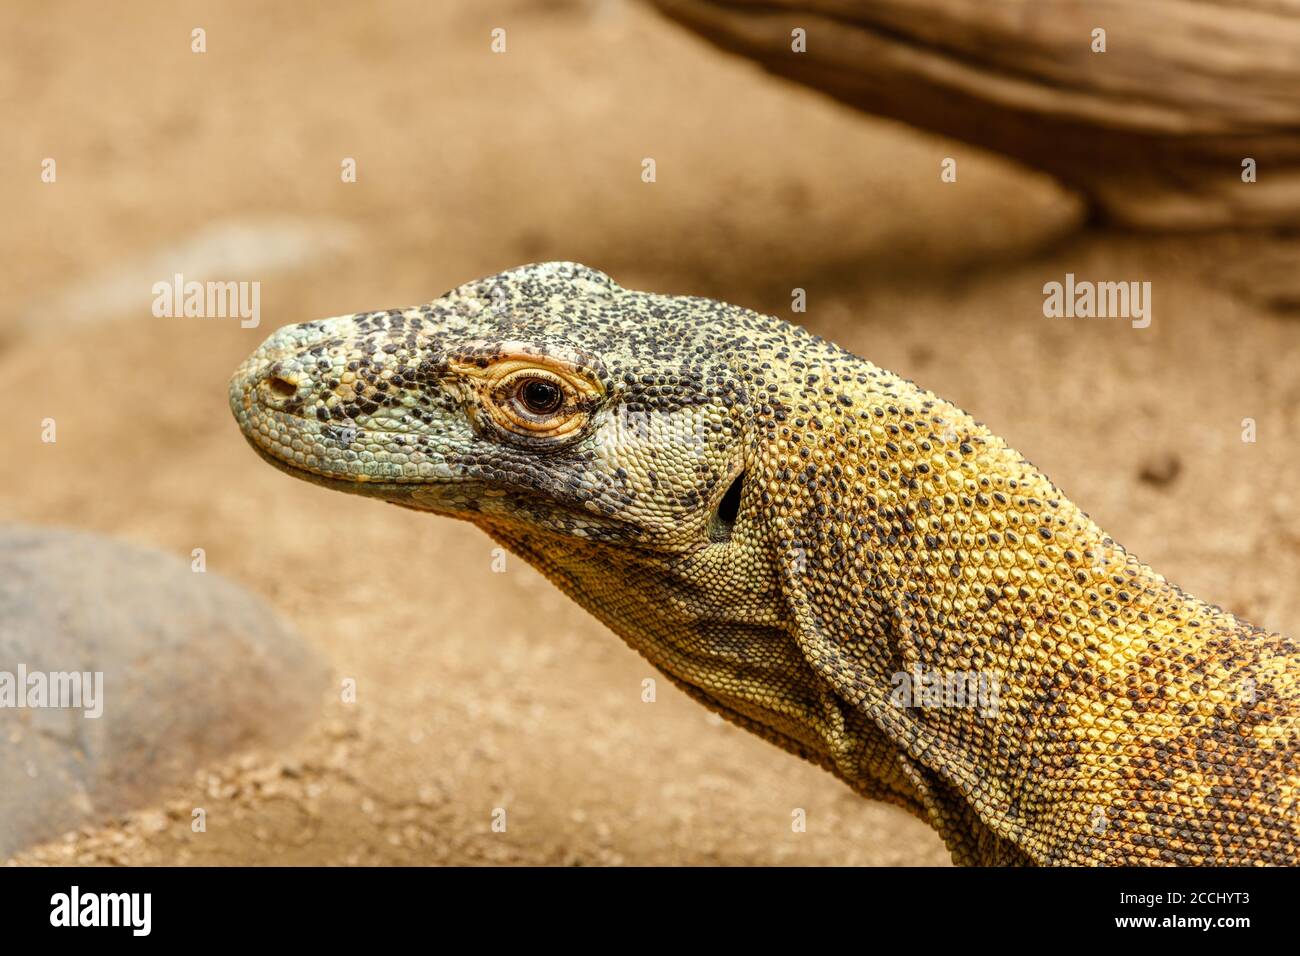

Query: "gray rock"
<box><xmin>0</xmin><ymin>525</ymin><xmax>329</xmax><ymax>857</ymax></box>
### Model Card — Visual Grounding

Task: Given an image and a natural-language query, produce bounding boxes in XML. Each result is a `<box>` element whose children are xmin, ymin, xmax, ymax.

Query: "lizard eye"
<box><xmin>490</xmin><ymin>367</ymin><xmax>580</xmax><ymax>435</ymax></box>
<box><xmin>450</xmin><ymin>351</ymin><xmax>603</xmax><ymax>443</ymax></box>
<box><xmin>516</xmin><ymin>377</ymin><xmax>564</xmax><ymax>416</ymax></box>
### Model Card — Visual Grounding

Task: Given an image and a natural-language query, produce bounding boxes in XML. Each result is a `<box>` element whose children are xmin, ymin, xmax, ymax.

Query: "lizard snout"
<box><xmin>231</xmin><ymin>318</ymin><xmax>345</xmax><ymax>417</ymax></box>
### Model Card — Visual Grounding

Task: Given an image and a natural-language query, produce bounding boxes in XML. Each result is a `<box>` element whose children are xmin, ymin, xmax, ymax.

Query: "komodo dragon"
<box><xmin>229</xmin><ymin>262</ymin><xmax>1298</xmax><ymax>866</ymax></box>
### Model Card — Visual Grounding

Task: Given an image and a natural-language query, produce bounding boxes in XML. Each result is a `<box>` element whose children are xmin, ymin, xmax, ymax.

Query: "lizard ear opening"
<box><xmin>711</xmin><ymin>471</ymin><xmax>745</xmax><ymax>540</ymax></box>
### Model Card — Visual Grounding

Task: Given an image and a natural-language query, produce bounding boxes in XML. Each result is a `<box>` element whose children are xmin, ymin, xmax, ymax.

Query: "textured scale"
<box><xmin>229</xmin><ymin>262</ymin><xmax>1298</xmax><ymax>865</ymax></box>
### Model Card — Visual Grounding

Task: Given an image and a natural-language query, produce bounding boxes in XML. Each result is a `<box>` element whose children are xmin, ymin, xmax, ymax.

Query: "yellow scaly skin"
<box><xmin>229</xmin><ymin>262</ymin><xmax>1298</xmax><ymax>865</ymax></box>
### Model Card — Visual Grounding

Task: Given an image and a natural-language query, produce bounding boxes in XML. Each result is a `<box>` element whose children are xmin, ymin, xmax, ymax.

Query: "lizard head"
<box><xmin>230</xmin><ymin>261</ymin><xmax>857</xmax><ymax>775</ymax></box>
<box><xmin>229</xmin><ymin>261</ymin><xmax>754</xmax><ymax>548</ymax></box>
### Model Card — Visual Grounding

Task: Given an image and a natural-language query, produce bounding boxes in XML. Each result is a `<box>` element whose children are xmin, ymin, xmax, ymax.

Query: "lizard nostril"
<box><xmin>267</xmin><ymin>376</ymin><xmax>299</xmax><ymax>399</ymax></box>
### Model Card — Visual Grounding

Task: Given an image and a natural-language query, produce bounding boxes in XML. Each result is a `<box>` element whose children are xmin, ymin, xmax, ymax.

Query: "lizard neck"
<box><xmin>774</xmin><ymin>364</ymin><xmax>1296</xmax><ymax>863</ymax></box>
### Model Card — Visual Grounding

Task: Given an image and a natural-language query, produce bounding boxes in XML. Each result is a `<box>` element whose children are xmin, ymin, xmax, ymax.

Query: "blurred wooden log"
<box><xmin>648</xmin><ymin>0</ymin><xmax>1300</xmax><ymax>231</ymax></box>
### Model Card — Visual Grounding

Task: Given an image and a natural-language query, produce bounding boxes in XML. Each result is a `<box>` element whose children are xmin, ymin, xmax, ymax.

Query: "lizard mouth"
<box><xmin>242</xmin><ymin>429</ymin><xmax>649</xmax><ymax>536</ymax></box>
<box><xmin>239</xmin><ymin>432</ymin><xmax>429</xmax><ymax>499</ymax></box>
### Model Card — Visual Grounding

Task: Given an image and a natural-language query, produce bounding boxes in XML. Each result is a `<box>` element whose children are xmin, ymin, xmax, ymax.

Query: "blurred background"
<box><xmin>2</xmin><ymin>0</ymin><xmax>1297</xmax><ymax>865</ymax></box>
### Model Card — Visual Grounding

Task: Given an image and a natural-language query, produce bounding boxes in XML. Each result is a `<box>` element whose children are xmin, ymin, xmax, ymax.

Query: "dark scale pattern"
<box><xmin>230</xmin><ymin>262</ymin><xmax>1298</xmax><ymax>865</ymax></box>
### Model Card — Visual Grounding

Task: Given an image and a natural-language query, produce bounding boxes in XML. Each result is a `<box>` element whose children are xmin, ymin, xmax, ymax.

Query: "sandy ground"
<box><xmin>2</xmin><ymin>0</ymin><xmax>1297</xmax><ymax>865</ymax></box>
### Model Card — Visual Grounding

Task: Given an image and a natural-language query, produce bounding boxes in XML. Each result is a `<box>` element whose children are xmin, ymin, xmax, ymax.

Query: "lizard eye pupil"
<box><xmin>518</xmin><ymin>379</ymin><xmax>563</xmax><ymax>415</ymax></box>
